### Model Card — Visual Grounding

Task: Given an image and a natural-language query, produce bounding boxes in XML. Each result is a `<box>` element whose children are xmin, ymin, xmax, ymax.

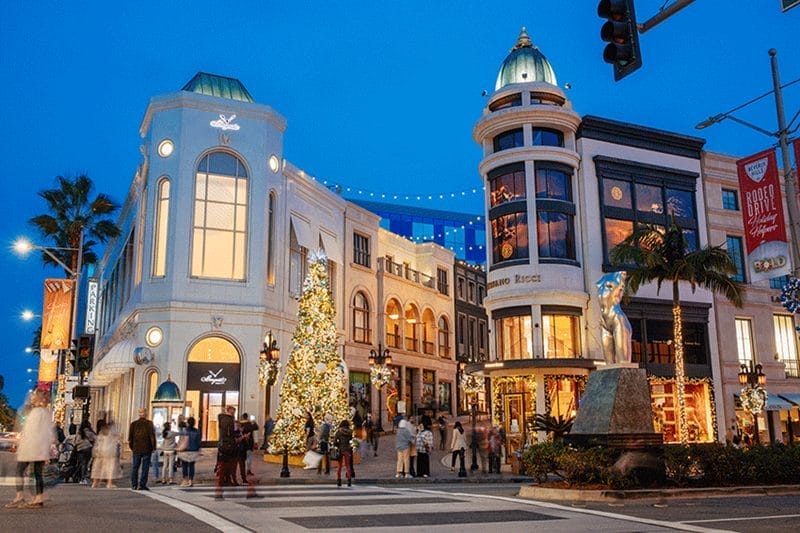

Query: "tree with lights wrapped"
<box><xmin>270</xmin><ymin>251</ymin><xmax>349</xmax><ymax>454</ymax></box>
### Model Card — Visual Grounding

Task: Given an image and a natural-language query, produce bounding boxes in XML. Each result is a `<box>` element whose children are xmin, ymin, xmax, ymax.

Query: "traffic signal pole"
<box><xmin>637</xmin><ymin>0</ymin><xmax>696</xmax><ymax>34</ymax></box>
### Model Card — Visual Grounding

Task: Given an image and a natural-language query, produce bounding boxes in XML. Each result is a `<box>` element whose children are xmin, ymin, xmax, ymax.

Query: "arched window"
<box><xmin>422</xmin><ymin>309</ymin><xmax>435</xmax><ymax>355</ymax></box>
<box><xmin>536</xmin><ymin>163</ymin><xmax>576</xmax><ymax>261</ymax></box>
<box><xmin>191</xmin><ymin>152</ymin><xmax>248</xmax><ymax>280</ymax></box>
<box><xmin>289</xmin><ymin>222</ymin><xmax>307</xmax><ymax>296</ymax></box>
<box><xmin>404</xmin><ymin>304</ymin><xmax>420</xmax><ymax>352</ymax></box>
<box><xmin>152</xmin><ymin>177</ymin><xmax>170</xmax><ymax>277</ymax></box>
<box><xmin>438</xmin><ymin>316</ymin><xmax>451</xmax><ymax>358</ymax></box>
<box><xmin>352</xmin><ymin>291</ymin><xmax>370</xmax><ymax>344</ymax></box>
<box><xmin>266</xmin><ymin>190</ymin><xmax>276</xmax><ymax>285</ymax></box>
<box><xmin>385</xmin><ymin>299</ymin><xmax>402</xmax><ymax>349</ymax></box>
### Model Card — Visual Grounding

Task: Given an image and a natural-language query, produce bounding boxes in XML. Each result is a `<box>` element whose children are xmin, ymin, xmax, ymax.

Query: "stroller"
<box><xmin>57</xmin><ymin>440</ymin><xmax>81</xmax><ymax>483</ymax></box>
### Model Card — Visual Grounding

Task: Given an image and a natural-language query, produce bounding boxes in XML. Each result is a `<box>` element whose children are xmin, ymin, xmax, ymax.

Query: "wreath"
<box><xmin>370</xmin><ymin>365</ymin><xmax>392</xmax><ymax>388</ymax></box>
<box><xmin>779</xmin><ymin>276</ymin><xmax>800</xmax><ymax>314</ymax></box>
<box><xmin>740</xmin><ymin>386</ymin><xmax>768</xmax><ymax>414</ymax></box>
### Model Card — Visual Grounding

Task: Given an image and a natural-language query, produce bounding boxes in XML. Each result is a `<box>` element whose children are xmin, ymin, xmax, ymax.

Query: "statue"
<box><xmin>596</xmin><ymin>271</ymin><xmax>633</xmax><ymax>364</ymax></box>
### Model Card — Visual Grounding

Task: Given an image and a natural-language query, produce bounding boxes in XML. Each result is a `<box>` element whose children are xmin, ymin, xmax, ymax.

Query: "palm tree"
<box><xmin>29</xmin><ymin>174</ymin><xmax>120</xmax><ymax>276</ymax></box>
<box><xmin>609</xmin><ymin>219</ymin><xmax>744</xmax><ymax>444</ymax></box>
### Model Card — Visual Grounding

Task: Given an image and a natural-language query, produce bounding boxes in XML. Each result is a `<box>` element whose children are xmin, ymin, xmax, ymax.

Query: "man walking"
<box><xmin>129</xmin><ymin>408</ymin><xmax>156</xmax><ymax>490</ymax></box>
<box><xmin>216</xmin><ymin>405</ymin><xmax>238</xmax><ymax>499</ymax></box>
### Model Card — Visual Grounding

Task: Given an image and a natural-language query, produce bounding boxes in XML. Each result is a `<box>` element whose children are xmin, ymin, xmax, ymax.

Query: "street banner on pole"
<box><xmin>38</xmin><ymin>279</ymin><xmax>75</xmax><ymax>382</ymax></box>
<box><xmin>736</xmin><ymin>149</ymin><xmax>791</xmax><ymax>282</ymax></box>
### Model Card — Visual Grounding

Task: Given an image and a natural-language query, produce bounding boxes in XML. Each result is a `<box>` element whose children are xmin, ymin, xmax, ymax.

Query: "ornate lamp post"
<box><xmin>369</xmin><ymin>344</ymin><xmax>392</xmax><ymax>432</ymax></box>
<box><xmin>738</xmin><ymin>359</ymin><xmax>767</xmax><ymax>445</ymax></box>
<box><xmin>258</xmin><ymin>331</ymin><xmax>287</xmax><ymax>477</ymax></box>
<box><xmin>459</xmin><ymin>362</ymin><xmax>484</xmax><ymax>474</ymax></box>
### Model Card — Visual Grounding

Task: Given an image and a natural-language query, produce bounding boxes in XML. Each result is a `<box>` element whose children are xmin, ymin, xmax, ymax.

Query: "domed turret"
<box><xmin>495</xmin><ymin>27</ymin><xmax>557</xmax><ymax>90</ymax></box>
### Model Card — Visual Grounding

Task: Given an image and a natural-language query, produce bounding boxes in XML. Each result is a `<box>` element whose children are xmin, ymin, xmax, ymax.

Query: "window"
<box><xmin>191</xmin><ymin>152</ymin><xmax>248</xmax><ymax>280</ymax></box>
<box><xmin>353</xmin><ymin>232</ymin><xmax>370</xmax><ymax>267</ymax></box>
<box><xmin>542</xmin><ymin>311</ymin><xmax>581</xmax><ymax>358</ymax></box>
<box><xmin>531</xmin><ymin>127</ymin><xmax>564</xmax><ymax>147</ymax></box>
<box><xmin>352</xmin><ymin>291</ymin><xmax>370</xmax><ymax>344</ymax></box>
<box><xmin>489</xmin><ymin>93</ymin><xmax>522</xmax><ymax>111</ymax></box>
<box><xmin>493</xmin><ymin>128</ymin><xmax>524</xmax><ymax>153</ymax></box>
<box><xmin>386</xmin><ymin>299</ymin><xmax>402</xmax><ymax>349</ymax></box>
<box><xmin>726</xmin><ymin>236</ymin><xmax>746</xmax><ymax>283</ymax></box>
<box><xmin>489</xmin><ymin>163</ymin><xmax>526</xmax><ymax>207</ymax></box>
<box><xmin>536</xmin><ymin>163</ymin><xmax>576</xmax><ymax>261</ymax></box>
<box><xmin>770</xmin><ymin>275</ymin><xmax>790</xmax><ymax>290</ymax></box>
<box><xmin>494</xmin><ymin>309</ymin><xmax>532</xmax><ymax>360</ymax></box>
<box><xmin>722</xmin><ymin>189</ymin><xmax>739</xmax><ymax>210</ymax></box>
<box><xmin>266</xmin><ymin>191</ymin><xmax>276</xmax><ymax>285</ymax></box>
<box><xmin>437</xmin><ymin>267</ymin><xmax>449</xmax><ymax>295</ymax></box>
<box><xmin>468</xmin><ymin>281</ymin><xmax>475</xmax><ymax>303</ymax></box>
<box><xmin>405</xmin><ymin>304</ymin><xmax>420</xmax><ymax>352</ymax></box>
<box><xmin>735</xmin><ymin>318</ymin><xmax>754</xmax><ymax>365</ymax></box>
<box><xmin>457</xmin><ymin>276</ymin><xmax>465</xmax><ymax>299</ymax></box>
<box><xmin>289</xmin><ymin>223</ymin><xmax>307</xmax><ymax>296</ymax></box>
<box><xmin>152</xmin><ymin>177</ymin><xmax>170</xmax><ymax>277</ymax></box>
<box><xmin>596</xmin><ymin>157</ymin><xmax>699</xmax><ymax>265</ymax></box>
<box><xmin>438</xmin><ymin>316</ymin><xmax>451</xmax><ymax>358</ymax></box>
<box><xmin>774</xmin><ymin>314</ymin><xmax>799</xmax><ymax>378</ymax></box>
<box><xmin>490</xmin><ymin>212</ymin><xmax>529</xmax><ymax>265</ymax></box>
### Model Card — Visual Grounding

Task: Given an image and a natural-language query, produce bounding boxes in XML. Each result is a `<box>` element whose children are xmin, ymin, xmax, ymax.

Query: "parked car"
<box><xmin>0</xmin><ymin>432</ymin><xmax>19</xmax><ymax>453</ymax></box>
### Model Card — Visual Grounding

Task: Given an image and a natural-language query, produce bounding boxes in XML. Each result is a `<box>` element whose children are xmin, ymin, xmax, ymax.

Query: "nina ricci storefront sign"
<box><xmin>487</xmin><ymin>272</ymin><xmax>542</xmax><ymax>291</ymax></box>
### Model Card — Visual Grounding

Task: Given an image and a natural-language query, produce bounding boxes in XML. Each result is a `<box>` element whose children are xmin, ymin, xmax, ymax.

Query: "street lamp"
<box><xmin>738</xmin><ymin>359</ymin><xmax>767</xmax><ymax>445</ymax></box>
<box><xmin>14</xmin><ymin>231</ymin><xmax>84</xmax><ymax>424</ymax></box>
<box><xmin>695</xmin><ymin>49</ymin><xmax>800</xmax><ymax>276</ymax></box>
<box><xmin>369</xmin><ymin>344</ymin><xmax>392</xmax><ymax>432</ymax></box>
<box><xmin>257</xmin><ymin>331</ymin><xmax>287</xmax><ymax>477</ymax></box>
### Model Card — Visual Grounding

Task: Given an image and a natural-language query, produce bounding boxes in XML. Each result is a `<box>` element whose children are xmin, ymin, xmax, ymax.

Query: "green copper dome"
<box><xmin>153</xmin><ymin>376</ymin><xmax>182</xmax><ymax>402</ymax></box>
<box><xmin>182</xmin><ymin>72</ymin><xmax>255</xmax><ymax>103</ymax></box>
<box><xmin>495</xmin><ymin>27</ymin><xmax>557</xmax><ymax>90</ymax></box>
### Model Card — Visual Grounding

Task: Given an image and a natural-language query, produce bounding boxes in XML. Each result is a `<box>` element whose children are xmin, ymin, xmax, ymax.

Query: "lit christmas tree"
<box><xmin>271</xmin><ymin>250</ymin><xmax>349</xmax><ymax>454</ymax></box>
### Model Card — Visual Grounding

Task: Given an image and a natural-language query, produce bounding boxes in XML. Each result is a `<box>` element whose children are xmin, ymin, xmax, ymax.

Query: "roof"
<box><xmin>495</xmin><ymin>27</ymin><xmax>557</xmax><ymax>90</ymax></box>
<box><xmin>181</xmin><ymin>72</ymin><xmax>255</xmax><ymax>103</ymax></box>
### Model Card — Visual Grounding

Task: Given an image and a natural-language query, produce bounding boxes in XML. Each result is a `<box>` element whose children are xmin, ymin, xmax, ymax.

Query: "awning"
<box><xmin>766</xmin><ymin>393</ymin><xmax>794</xmax><ymax>411</ymax></box>
<box><xmin>778</xmin><ymin>393</ymin><xmax>800</xmax><ymax>407</ymax></box>
<box><xmin>88</xmin><ymin>338</ymin><xmax>137</xmax><ymax>385</ymax></box>
<box><xmin>290</xmin><ymin>214</ymin><xmax>314</xmax><ymax>250</ymax></box>
<box><xmin>319</xmin><ymin>231</ymin><xmax>343</xmax><ymax>265</ymax></box>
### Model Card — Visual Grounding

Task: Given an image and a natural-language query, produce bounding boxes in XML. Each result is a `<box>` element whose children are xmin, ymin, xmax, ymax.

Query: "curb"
<box><xmin>518</xmin><ymin>483</ymin><xmax>800</xmax><ymax>502</ymax></box>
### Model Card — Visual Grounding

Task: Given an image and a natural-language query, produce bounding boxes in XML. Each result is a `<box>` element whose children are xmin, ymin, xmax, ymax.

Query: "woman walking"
<box><xmin>449</xmin><ymin>421</ymin><xmax>467</xmax><ymax>472</ymax></box>
<box><xmin>332</xmin><ymin>419</ymin><xmax>353</xmax><ymax>487</ymax></box>
<box><xmin>91</xmin><ymin>421</ymin><xmax>122</xmax><ymax>488</ymax></box>
<box><xmin>177</xmin><ymin>417</ymin><xmax>201</xmax><ymax>487</ymax></box>
<box><xmin>159</xmin><ymin>421</ymin><xmax>179</xmax><ymax>484</ymax></box>
<box><xmin>6</xmin><ymin>388</ymin><xmax>55</xmax><ymax>508</ymax></box>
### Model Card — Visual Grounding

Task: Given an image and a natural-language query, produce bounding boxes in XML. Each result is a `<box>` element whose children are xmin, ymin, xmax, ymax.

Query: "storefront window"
<box><xmin>495</xmin><ymin>313</ymin><xmax>533</xmax><ymax>360</ymax></box>
<box><xmin>650</xmin><ymin>379</ymin><xmax>714</xmax><ymax>444</ymax></box>
<box><xmin>542</xmin><ymin>313</ymin><xmax>581</xmax><ymax>358</ymax></box>
<box><xmin>186</xmin><ymin>336</ymin><xmax>241</xmax><ymax>443</ymax></box>
<box><xmin>349</xmin><ymin>371</ymin><xmax>370</xmax><ymax>428</ymax></box>
<box><xmin>438</xmin><ymin>382</ymin><xmax>452</xmax><ymax>414</ymax></box>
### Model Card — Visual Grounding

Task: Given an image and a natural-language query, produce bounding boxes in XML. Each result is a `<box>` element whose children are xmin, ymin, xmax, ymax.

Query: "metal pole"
<box><xmin>637</xmin><ymin>0</ymin><xmax>696</xmax><ymax>34</ymax></box>
<box><xmin>770</xmin><ymin>49</ymin><xmax>800</xmax><ymax>276</ymax></box>
<box><xmin>470</xmin><ymin>401</ymin><xmax>479</xmax><ymax>472</ymax></box>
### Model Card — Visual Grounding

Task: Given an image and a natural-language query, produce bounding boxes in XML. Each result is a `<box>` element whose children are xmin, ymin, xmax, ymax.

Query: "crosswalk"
<box><xmin>144</xmin><ymin>483</ymin><xmax>696</xmax><ymax>532</ymax></box>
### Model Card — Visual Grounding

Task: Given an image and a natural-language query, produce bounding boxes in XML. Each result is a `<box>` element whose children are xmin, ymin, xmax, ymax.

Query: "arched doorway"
<box><xmin>185</xmin><ymin>336</ymin><xmax>241</xmax><ymax>444</ymax></box>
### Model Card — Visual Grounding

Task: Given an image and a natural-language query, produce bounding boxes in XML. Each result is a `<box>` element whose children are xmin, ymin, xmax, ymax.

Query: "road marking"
<box><xmin>685</xmin><ymin>513</ymin><xmax>800</xmax><ymax>524</ymax></box>
<box><xmin>138</xmin><ymin>489</ymin><xmax>252</xmax><ymax>533</ymax></box>
<box><xmin>400</xmin><ymin>488</ymin><xmax>732</xmax><ymax>533</ymax></box>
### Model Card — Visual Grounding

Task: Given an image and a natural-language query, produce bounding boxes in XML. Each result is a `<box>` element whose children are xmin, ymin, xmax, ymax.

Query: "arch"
<box><xmin>385</xmin><ymin>298</ymin><xmax>402</xmax><ymax>349</ymax></box>
<box><xmin>152</xmin><ymin>176</ymin><xmax>170</xmax><ymax>277</ymax></box>
<box><xmin>438</xmin><ymin>315</ymin><xmax>451</xmax><ymax>358</ymax></box>
<box><xmin>404</xmin><ymin>303</ymin><xmax>420</xmax><ymax>352</ymax></box>
<box><xmin>352</xmin><ymin>290</ymin><xmax>371</xmax><ymax>344</ymax></box>
<box><xmin>421</xmin><ymin>308</ymin><xmax>436</xmax><ymax>355</ymax></box>
<box><xmin>187</xmin><ymin>335</ymin><xmax>241</xmax><ymax>363</ymax></box>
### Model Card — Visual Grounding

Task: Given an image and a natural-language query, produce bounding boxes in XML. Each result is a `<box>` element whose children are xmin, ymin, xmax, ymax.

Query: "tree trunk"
<box><xmin>672</xmin><ymin>282</ymin><xmax>688</xmax><ymax>444</ymax></box>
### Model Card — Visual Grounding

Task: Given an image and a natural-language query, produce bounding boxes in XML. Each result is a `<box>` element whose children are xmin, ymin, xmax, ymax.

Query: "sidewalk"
<box><xmin>131</xmin><ymin>432</ymin><xmax>531</xmax><ymax>486</ymax></box>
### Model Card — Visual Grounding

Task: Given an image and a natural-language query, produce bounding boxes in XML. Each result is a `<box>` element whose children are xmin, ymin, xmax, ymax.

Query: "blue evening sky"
<box><xmin>1</xmin><ymin>2</ymin><xmax>798</xmax><ymax>408</ymax></box>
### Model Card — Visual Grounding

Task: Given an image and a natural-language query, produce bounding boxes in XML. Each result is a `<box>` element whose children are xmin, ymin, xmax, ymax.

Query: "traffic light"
<box><xmin>598</xmin><ymin>0</ymin><xmax>642</xmax><ymax>81</ymax></box>
<box><xmin>77</xmin><ymin>334</ymin><xmax>95</xmax><ymax>373</ymax></box>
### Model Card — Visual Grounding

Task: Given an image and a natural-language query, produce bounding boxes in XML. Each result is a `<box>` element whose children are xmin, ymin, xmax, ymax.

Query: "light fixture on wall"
<box><xmin>158</xmin><ymin>139</ymin><xmax>174</xmax><ymax>157</ymax></box>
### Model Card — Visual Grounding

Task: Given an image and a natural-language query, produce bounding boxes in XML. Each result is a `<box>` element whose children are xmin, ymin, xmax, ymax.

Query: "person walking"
<box><xmin>362</xmin><ymin>413</ymin><xmax>378</xmax><ymax>457</ymax></box>
<box><xmin>394</xmin><ymin>419</ymin><xmax>414</xmax><ymax>478</ymax></box>
<box><xmin>177</xmin><ymin>416</ymin><xmax>201</xmax><ymax>487</ymax></box>
<box><xmin>91</xmin><ymin>420</ymin><xmax>122</xmax><ymax>488</ymax></box>
<box><xmin>449</xmin><ymin>421</ymin><xmax>467</xmax><ymax>472</ymax></box>
<box><xmin>5</xmin><ymin>388</ymin><xmax>55</xmax><ymax>508</ymax></box>
<box><xmin>317</xmin><ymin>414</ymin><xmax>333</xmax><ymax>475</ymax></box>
<box><xmin>487</xmin><ymin>426</ymin><xmax>502</xmax><ymax>474</ymax></box>
<box><xmin>159</xmin><ymin>421</ymin><xmax>178</xmax><ymax>484</ymax></box>
<box><xmin>303</xmin><ymin>412</ymin><xmax>315</xmax><ymax>451</ymax></box>
<box><xmin>262</xmin><ymin>415</ymin><xmax>274</xmax><ymax>451</ymax></box>
<box><xmin>239</xmin><ymin>413</ymin><xmax>259</xmax><ymax>478</ymax></box>
<box><xmin>215</xmin><ymin>405</ymin><xmax>238</xmax><ymax>498</ymax></box>
<box><xmin>76</xmin><ymin>419</ymin><xmax>96</xmax><ymax>485</ymax></box>
<box><xmin>436</xmin><ymin>414</ymin><xmax>447</xmax><ymax>450</ymax></box>
<box><xmin>332</xmin><ymin>419</ymin><xmax>353</xmax><ymax>487</ymax></box>
<box><xmin>128</xmin><ymin>408</ymin><xmax>156</xmax><ymax>490</ymax></box>
<box><xmin>415</xmin><ymin>423</ymin><xmax>434</xmax><ymax>478</ymax></box>
<box><xmin>408</xmin><ymin>421</ymin><xmax>418</xmax><ymax>478</ymax></box>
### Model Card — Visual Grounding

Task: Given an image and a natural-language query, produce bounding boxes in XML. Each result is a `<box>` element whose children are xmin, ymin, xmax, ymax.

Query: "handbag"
<box><xmin>176</xmin><ymin>434</ymin><xmax>189</xmax><ymax>452</ymax></box>
<box><xmin>329</xmin><ymin>445</ymin><xmax>341</xmax><ymax>461</ymax></box>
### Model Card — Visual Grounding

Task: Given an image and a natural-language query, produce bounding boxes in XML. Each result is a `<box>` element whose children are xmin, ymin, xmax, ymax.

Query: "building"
<box><xmin>702</xmin><ymin>151</ymin><xmax>800</xmax><ymax>444</ymax></box>
<box><xmin>472</xmin><ymin>28</ymin><xmax>722</xmax><ymax>454</ymax></box>
<box><xmin>86</xmin><ymin>73</ymin><xmax>457</xmax><ymax>442</ymax></box>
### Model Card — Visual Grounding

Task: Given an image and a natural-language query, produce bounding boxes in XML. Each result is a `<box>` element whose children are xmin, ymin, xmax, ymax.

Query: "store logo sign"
<box><xmin>210</xmin><ymin>114</ymin><xmax>240</xmax><ymax>131</ymax></box>
<box><xmin>200</xmin><ymin>368</ymin><xmax>227</xmax><ymax>385</ymax></box>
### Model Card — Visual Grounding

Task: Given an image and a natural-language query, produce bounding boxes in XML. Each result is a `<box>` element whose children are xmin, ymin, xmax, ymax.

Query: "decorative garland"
<box><xmin>779</xmin><ymin>276</ymin><xmax>800</xmax><ymax>314</ymax></box>
<box><xmin>543</xmin><ymin>374</ymin><xmax>588</xmax><ymax>417</ymax></box>
<box><xmin>489</xmin><ymin>375</ymin><xmax>536</xmax><ymax>427</ymax></box>
<box><xmin>257</xmin><ymin>360</ymin><xmax>282</xmax><ymax>387</ymax></box>
<box><xmin>370</xmin><ymin>365</ymin><xmax>392</xmax><ymax>388</ymax></box>
<box><xmin>739</xmin><ymin>386</ymin><xmax>768</xmax><ymax>414</ymax></box>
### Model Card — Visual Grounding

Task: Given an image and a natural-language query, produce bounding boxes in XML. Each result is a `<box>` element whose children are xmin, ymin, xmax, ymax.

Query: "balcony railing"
<box><xmin>380</xmin><ymin>258</ymin><xmax>436</xmax><ymax>289</ymax></box>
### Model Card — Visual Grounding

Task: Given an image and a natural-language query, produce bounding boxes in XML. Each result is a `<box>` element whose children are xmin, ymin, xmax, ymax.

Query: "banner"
<box><xmin>38</xmin><ymin>279</ymin><xmax>75</xmax><ymax>382</ymax></box>
<box><xmin>736</xmin><ymin>149</ymin><xmax>790</xmax><ymax>282</ymax></box>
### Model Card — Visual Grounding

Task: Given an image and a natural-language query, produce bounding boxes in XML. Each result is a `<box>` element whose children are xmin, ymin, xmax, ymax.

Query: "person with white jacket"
<box><xmin>6</xmin><ymin>389</ymin><xmax>55</xmax><ymax>508</ymax></box>
<box><xmin>449</xmin><ymin>421</ymin><xmax>467</xmax><ymax>472</ymax></box>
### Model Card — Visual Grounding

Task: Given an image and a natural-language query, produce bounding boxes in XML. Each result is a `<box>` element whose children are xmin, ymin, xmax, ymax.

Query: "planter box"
<box><xmin>263</xmin><ymin>453</ymin><xmax>305</xmax><ymax>466</ymax></box>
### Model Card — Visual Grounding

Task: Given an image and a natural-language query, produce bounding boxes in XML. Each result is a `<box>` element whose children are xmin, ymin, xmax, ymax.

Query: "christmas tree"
<box><xmin>271</xmin><ymin>250</ymin><xmax>350</xmax><ymax>454</ymax></box>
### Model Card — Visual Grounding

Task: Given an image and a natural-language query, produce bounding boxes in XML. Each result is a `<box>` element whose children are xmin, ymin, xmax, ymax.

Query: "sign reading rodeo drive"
<box><xmin>187</xmin><ymin>363</ymin><xmax>241</xmax><ymax>391</ymax></box>
<box><xmin>736</xmin><ymin>148</ymin><xmax>790</xmax><ymax>282</ymax></box>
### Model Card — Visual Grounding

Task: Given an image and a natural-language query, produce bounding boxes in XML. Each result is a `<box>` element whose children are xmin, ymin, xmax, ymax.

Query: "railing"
<box><xmin>382</xmin><ymin>258</ymin><xmax>436</xmax><ymax>289</ymax></box>
<box><xmin>386</xmin><ymin>333</ymin><xmax>401</xmax><ymax>349</ymax></box>
<box><xmin>405</xmin><ymin>337</ymin><xmax>418</xmax><ymax>352</ymax></box>
<box><xmin>422</xmin><ymin>341</ymin><xmax>434</xmax><ymax>355</ymax></box>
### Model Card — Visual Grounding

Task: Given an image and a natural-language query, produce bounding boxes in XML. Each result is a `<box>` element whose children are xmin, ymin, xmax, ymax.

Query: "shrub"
<box><xmin>557</xmin><ymin>446</ymin><xmax>617</xmax><ymax>486</ymax></box>
<box><xmin>521</xmin><ymin>442</ymin><xmax>567</xmax><ymax>483</ymax></box>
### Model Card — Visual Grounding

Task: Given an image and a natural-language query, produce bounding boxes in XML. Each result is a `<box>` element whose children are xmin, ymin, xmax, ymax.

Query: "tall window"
<box><xmin>489</xmin><ymin>163</ymin><xmax>529</xmax><ymax>266</ymax></box>
<box><xmin>266</xmin><ymin>191</ymin><xmax>276</xmax><ymax>285</ymax></box>
<box><xmin>289</xmin><ymin>223</ymin><xmax>307</xmax><ymax>296</ymax></box>
<box><xmin>493</xmin><ymin>128</ymin><xmax>524</xmax><ymax>153</ymax></box>
<box><xmin>489</xmin><ymin>163</ymin><xmax>526</xmax><ymax>207</ymax></box>
<box><xmin>542</xmin><ymin>310</ymin><xmax>581</xmax><ymax>358</ymax></box>
<box><xmin>438</xmin><ymin>316</ymin><xmax>450</xmax><ymax>358</ymax></box>
<box><xmin>494</xmin><ymin>309</ymin><xmax>533</xmax><ymax>360</ymax></box>
<box><xmin>191</xmin><ymin>152</ymin><xmax>248</xmax><ymax>280</ymax></box>
<box><xmin>735</xmin><ymin>318</ymin><xmax>754</xmax><ymax>364</ymax></box>
<box><xmin>774</xmin><ymin>314</ymin><xmax>799</xmax><ymax>377</ymax></box>
<box><xmin>152</xmin><ymin>177</ymin><xmax>170</xmax><ymax>277</ymax></box>
<box><xmin>353</xmin><ymin>232</ymin><xmax>370</xmax><ymax>267</ymax></box>
<box><xmin>437</xmin><ymin>267</ymin><xmax>449</xmax><ymax>295</ymax></box>
<box><xmin>531</xmin><ymin>127</ymin><xmax>564</xmax><ymax>147</ymax></box>
<box><xmin>352</xmin><ymin>291</ymin><xmax>370</xmax><ymax>344</ymax></box>
<box><xmin>536</xmin><ymin>163</ymin><xmax>576</xmax><ymax>261</ymax></box>
<box><xmin>726</xmin><ymin>236</ymin><xmax>746</xmax><ymax>283</ymax></box>
<box><xmin>596</xmin><ymin>157</ymin><xmax>698</xmax><ymax>265</ymax></box>
<box><xmin>721</xmin><ymin>189</ymin><xmax>739</xmax><ymax>210</ymax></box>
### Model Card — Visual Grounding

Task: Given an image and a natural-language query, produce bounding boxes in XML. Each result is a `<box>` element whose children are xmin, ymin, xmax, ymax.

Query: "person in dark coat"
<box><xmin>215</xmin><ymin>405</ymin><xmax>238</xmax><ymax>498</ymax></box>
<box><xmin>128</xmin><ymin>408</ymin><xmax>156</xmax><ymax>490</ymax></box>
<box><xmin>332</xmin><ymin>420</ymin><xmax>353</xmax><ymax>487</ymax></box>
